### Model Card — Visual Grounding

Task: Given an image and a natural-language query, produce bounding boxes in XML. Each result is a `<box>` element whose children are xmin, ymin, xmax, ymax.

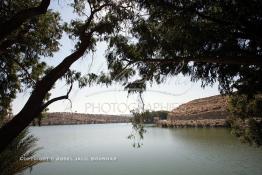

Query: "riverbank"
<box><xmin>156</xmin><ymin>119</ymin><xmax>228</xmax><ymax>128</ymax></box>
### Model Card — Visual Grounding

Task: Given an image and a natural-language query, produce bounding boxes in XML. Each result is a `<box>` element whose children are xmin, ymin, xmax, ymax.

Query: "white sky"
<box><xmin>11</xmin><ymin>0</ymin><xmax>220</xmax><ymax>115</ymax></box>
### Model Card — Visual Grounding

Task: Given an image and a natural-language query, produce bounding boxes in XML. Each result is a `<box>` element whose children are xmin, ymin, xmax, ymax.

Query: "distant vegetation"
<box><xmin>131</xmin><ymin>110</ymin><xmax>168</xmax><ymax>124</ymax></box>
<box><xmin>142</xmin><ymin>110</ymin><xmax>169</xmax><ymax>123</ymax></box>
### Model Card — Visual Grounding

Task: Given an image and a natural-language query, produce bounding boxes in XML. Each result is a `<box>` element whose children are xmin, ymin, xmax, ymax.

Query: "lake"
<box><xmin>23</xmin><ymin>123</ymin><xmax>262</xmax><ymax>175</ymax></box>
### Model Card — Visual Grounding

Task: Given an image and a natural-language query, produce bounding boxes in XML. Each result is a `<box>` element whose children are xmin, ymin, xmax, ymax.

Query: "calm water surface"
<box><xmin>24</xmin><ymin>123</ymin><xmax>262</xmax><ymax>175</ymax></box>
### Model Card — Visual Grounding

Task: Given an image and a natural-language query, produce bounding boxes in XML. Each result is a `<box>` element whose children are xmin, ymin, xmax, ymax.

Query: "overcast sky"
<box><xmin>12</xmin><ymin>0</ymin><xmax>220</xmax><ymax>115</ymax></box>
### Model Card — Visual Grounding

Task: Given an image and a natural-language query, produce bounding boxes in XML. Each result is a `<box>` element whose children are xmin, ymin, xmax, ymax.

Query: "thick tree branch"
<box><xmin>41</xmin><ymin>83</ymin><xmax>73</xmax><ymax>111</ymax></box>
<box><xmin>139</xmin><ymin>55</ymin><xmax>262</xmax><ymax>66</ymax></box>
<box><xmin>0</xmin><ymin>0</ymin><xmax>50</xmax><ymax>41</ymax></box>
<box><xmin>80</xmin><ymin>3</ymin><xmax>110</xmax><ymax>36</ymax></box>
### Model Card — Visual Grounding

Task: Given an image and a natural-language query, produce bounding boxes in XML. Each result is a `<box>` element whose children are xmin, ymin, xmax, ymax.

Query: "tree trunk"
<box><xmin>0</xmin><ymin>37</ymin><xmax>91</xmax><ymax>153</ymax></box>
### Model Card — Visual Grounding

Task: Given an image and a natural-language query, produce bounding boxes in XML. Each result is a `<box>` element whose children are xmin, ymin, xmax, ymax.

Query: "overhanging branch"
<box><xmin>41</xmin><ymin>83</ymin><xmax>73</xmax><ymax>111</ymax></box>
<box><xmin>140</xmin><ymin>55</ymin><xmax>262</xmax><ymax>65</ymax></box>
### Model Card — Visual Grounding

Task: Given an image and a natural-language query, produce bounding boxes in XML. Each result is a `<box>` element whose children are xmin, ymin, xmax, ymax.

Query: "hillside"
<box><xmin>158</xmin><ymin>95</ymin><xmax>230</xmax><ymax>127</ymax></box>
<box><xmin>168</xmin><ymin>95</ymin><xmax>229</xmax><ymax>120</ymax></box>
<box><xmin>32</xmin><ymin>112</ymin><xmax>131</xmax><ymax>126</ymax></box>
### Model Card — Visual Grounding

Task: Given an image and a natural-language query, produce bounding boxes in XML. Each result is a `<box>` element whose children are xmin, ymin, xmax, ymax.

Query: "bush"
<box><xmin>0</xmin><ymin>128</ymin><xmax>40</xmax><ymax>175</ymax></box>
<box><xmin>228</xmin><ymin>94</ymin><xmax>262</xmax><ymax>146</ymax></box>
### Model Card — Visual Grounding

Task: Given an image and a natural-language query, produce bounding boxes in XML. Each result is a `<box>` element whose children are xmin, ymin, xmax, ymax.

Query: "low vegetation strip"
<box><xmin>157</xmin><ymin>119</ymin><xmax>227</xmax><ymax>128</ymax></box>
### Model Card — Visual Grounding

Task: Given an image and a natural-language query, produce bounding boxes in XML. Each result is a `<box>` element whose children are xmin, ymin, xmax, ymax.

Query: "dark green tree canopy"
<box><xmin>0</xmin><ymin>0</ymin><xmax>62</xmax><ymax>118</ymax></box>
<box><xmin>105</xmin><ymin>0</ymin><xmax>262</xmax><ymax>96</ymax></box>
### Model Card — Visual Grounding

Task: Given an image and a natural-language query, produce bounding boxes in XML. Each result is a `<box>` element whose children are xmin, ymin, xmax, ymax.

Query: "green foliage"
<box><xmin>106</xmin><ymin>0</ymin><xmax>262</xmax><ymax>96</ymax></box>
<box><xmin>228</xmin><ymin>94</ymin><xmax>262</xmax><ymax>119</ymax></box>
<box><xmin>0</xmin><ymin>0</ymin><xmax>62</xmax><ymax>118</ymax></box>
<box><xmin>128</xmin><ymin>111</ymin><xmax>147</xmax><ymax>148</ymax></box>
<box><xmin>228</xmin><ymin>94</ymin><xmax>262</xmax><ymax>146</ymax></box>
<box><xmin>0</xmin><ymin>127</ymin><xmax>40</xmax><ymax>175</ymax></box>
<box><xmin>229</xmin><ymin>117</ymin><xmax>262</xmax><ymax>146</ymax></box>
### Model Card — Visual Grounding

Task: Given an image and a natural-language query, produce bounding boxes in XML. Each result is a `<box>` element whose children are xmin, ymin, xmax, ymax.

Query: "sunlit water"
<box><xmin>23</xmin><ymin>123</ymin><xmax>262</xmax><ymax>175</ymax></box>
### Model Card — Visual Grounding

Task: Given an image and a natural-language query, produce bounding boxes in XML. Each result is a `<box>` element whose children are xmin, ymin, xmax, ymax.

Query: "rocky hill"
<box><xmin>32</xmin><ymin>112</ymin><xmax>131</xmax><ymax>126</ymax></box>
<box><xmin>158</xmin><ymin>95</ymin><xmax>230</xmax><ymax>127</ymax></box>
<box><xmin>168</xmin><ymin>95</ymin><xmax>229</xmax><ymax>120</ymax></box>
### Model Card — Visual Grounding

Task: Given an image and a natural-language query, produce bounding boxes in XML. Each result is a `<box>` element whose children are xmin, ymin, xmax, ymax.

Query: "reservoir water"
<box><xmin>23</xmin><ymin>123</ymin><xmax>262</xmax><ymax>175</ymax></box>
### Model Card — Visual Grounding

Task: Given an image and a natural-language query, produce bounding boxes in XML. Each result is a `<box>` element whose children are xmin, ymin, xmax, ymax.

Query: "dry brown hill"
<box><xmin>168</xmin><ymin>95</ymin><xmax>229</xmax><ymax>121</ymax></box>
<box><xmin>156</xmin><ymin>95</ymin><xmax>231</xmax><ymax>127</ymax></box>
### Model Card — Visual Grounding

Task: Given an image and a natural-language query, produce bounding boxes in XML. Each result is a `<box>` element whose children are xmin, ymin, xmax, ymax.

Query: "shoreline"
<box><xmin>156</xmin><ymin>119</ymin><xmax>229</xmax><ymax>128</ymax></box>
<box><xmin>30</xmin><ymin>122</ymin><xmax>131</xmax><ymax>127</ymax></box>
<box><xmin>30</xmin><ymin>112</ymin><xmax>131</xmax><ymax>126</ymax></box>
